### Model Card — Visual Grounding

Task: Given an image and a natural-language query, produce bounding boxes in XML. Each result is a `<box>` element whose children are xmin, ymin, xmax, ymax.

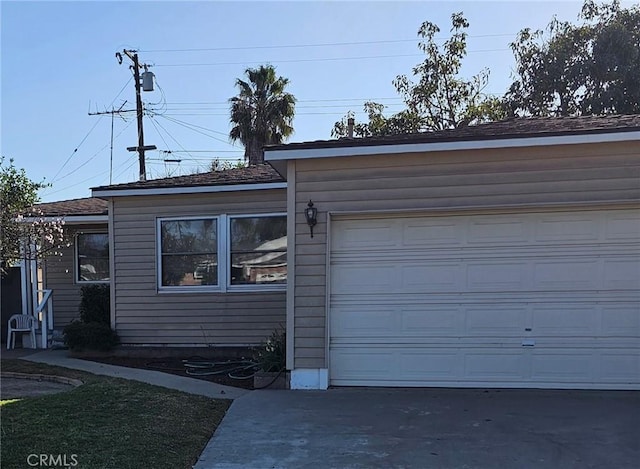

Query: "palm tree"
<box><xmin>229</xmin><ymin>65</ymin><xmax>296</xmax><ymax>166</ymax></box>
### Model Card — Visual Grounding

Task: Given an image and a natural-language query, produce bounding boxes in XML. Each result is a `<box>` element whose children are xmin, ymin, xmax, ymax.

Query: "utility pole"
<box><xmin>116</xmin><ymin>50</ymin><xmax>156</xmax><ymax>181</ymax></box>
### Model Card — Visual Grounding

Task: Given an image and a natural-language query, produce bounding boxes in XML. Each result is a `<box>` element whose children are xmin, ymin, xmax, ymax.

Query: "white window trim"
<box><xmin>156</xmin><ymin>215</ymin><xmax>223</xmax><ymax>293</ymax></box>
<box><xmin>156</xmin><ymin>213</ymin><xmax>287</xmax><ymax>294</ymax></box>
<box><xmin>75</xmin><ymin>231</ymin><xmax>110</xmax><ymax>284</ymax></box>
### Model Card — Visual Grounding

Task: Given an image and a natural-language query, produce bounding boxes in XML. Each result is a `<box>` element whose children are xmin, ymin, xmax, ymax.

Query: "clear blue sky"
<box><xmin>1</xmin><ymin>1</ymin><xmax>621</xmax><ymax>202</ymax></box>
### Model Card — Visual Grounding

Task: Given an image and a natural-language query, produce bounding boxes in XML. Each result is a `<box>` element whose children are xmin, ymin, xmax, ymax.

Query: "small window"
<box><xmin>76</xmin><ymin>233</ymin><xmax>110</xmax><ymax>282</ymax></box>
<box><xmin>160</xmin><ymin>218</ymin><xmax>218</xmax><ymax>287</ymax></box>
<box><xmin>230</xmin><ymin>216</ymin><xmax>286</xmax><ymax>285</ymax></box>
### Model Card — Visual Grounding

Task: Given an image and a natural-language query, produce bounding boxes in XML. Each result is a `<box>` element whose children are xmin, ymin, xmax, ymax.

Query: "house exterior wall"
<box><xmin>290</xmin><ymin>141</ymin><xmax>640</xmax><ymax>369</ymax></box>
<box><xmin>109</xmin><ymin>189</ymin><xmax>287</xmax><ymax>346</ymax></box>
<box><xmin>43</xmin><ymin>223</ymin><xmax>108</xmax><ymax>328</ymax></box>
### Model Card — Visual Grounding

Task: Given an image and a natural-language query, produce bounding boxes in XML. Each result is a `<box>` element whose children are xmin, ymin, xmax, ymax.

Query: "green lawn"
<box><xmin>1</xmin><ymin>359</ymin><xmax>230</xmax><ymax>469</ymax></box>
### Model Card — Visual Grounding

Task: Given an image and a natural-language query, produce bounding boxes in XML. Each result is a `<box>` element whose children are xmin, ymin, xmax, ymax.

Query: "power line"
<box><xmin>148</xmin><ymin>116</ymin><xmax>174</xmax><ymax>157</ymax></box>
<box><xmin>161</xmin><ymin>97</ymin><xmax>401</xmax><ymax>105</ymax></box>
<box><xmin>139</xmin><ymin>33</ymin><xmax>518</xmax><ymax>53</ymax></box>
<box><xmin>156</xmin><ymin>103</ymin><xmax>407</xmax><ymax>111</ymax></box>
<box><xmin>49</xmin><ymin>77</ymin><xmax>135</xmax><ymax>185</ymax></box>
<box><xmin>153</xmin><ymin>48</ymin><xmax>511</xmax><ymax>68</ymax></box>
<box><xmin>52</xmin><ymin>119</ymin><xmax>135</xmax><ymax>183</ymax></box>
<box><xmin>50</xmin><ymin>116</ymin><xmax>104</xmax><ymax>183</ymax></box>
<box><xmin>148</xmin><ymin>116</ymin><xmax>207</xmax><ymax>171</ymax></box>
<box><xmin>154</xmin><ymin>113</ymin><xmax>231</xmax><ymax>137</ymax></box>
<box><xmin>155</xmin><ymin>114</ymin><xmax>236</xmax><ymax>145</ymax></box>
<box><xmin>152</xmin><ymin>149</ymin><xmax>244</xmax><ymax>153</ymax></box>
<box><xmin>155</xmin><ymin>53</ymin><xmax>422</xmax><ymax>67</ymax></box>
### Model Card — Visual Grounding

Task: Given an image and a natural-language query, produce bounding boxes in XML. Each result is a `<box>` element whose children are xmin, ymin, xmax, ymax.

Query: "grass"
<box><xmin>1</xmin><ymin>359</ymin><xmax>230</xmax><ymax>469</ymax></box>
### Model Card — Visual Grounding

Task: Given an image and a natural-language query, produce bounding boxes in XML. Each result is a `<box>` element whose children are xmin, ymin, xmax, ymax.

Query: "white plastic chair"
<box><xmin>6</xmin><ymin>314</ymin><xmax>37</xmax><ymax>350</ymax></box>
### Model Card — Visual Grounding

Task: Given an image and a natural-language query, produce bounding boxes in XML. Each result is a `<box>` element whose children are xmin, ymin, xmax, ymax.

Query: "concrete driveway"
<box><xmin>194</xmin><ymin>387</ymin><xmax>639</xmax><ymax>469</ymax></box>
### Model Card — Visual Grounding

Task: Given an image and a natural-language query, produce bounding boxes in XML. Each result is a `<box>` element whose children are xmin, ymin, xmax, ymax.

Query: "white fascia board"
<box><xmin>92</xmin><ymin>182</ymin><xmax>287</xmax><ymax>198</ymax></box>
<box><xmin>21</xmin><ymin>215</ymin><xmax>108</xmax><ymax>224</ymax></box>
<box><xmin>265</xmin><ymin>131</ymin><xmax>640</xmax><ymax>161</ymax></box>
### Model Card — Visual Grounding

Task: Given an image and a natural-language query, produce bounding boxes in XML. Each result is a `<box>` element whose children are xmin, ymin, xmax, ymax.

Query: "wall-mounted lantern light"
<box><xmin>304</xmin><ymin>200</ymin><xmax>318</xmax><ymax>238</ymax></box>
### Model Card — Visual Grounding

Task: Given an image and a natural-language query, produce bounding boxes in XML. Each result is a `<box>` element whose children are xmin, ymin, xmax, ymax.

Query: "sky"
<box><xmin>1</xmin><ymin>0</ymin><xmax>625</xmax><ymax>202</ymax></box>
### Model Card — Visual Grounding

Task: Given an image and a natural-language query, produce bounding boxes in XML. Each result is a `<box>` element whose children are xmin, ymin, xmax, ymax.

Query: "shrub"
<box><xmin>63</xmin><ymin>321</ymin><xmax>120</xmax><ymax>352</ymax></box>
<box><xmin>255</xmin><ymin>327</ymin><xmax>286</xmax><ymax>372</ymax></box>
<box><xmin>79</xmin><ymin>284</ymin><xmax>110</xmax><ymax>324</ymax></box>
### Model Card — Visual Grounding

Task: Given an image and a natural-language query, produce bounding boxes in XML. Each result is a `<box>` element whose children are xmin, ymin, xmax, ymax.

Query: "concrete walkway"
<box><xmin>12</xmin><ymin>349</ymin><xmax>247</xmax><ymax>400</ymax></box>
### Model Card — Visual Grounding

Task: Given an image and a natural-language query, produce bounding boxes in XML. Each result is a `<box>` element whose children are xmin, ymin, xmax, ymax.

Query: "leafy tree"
<box><xmin>332</xmin><ymin>13</ymin><xmax>505</xmax><ymax>138</ymax></box>
<box><xmin>229</xmin><ymin>65</ymin><xmax>296</xmax><ymax>165</ymax></box>
<box><xmin>0</xmin><ymin>158</ymin><xmax>67</xmax><ymax>274</ymax></box>
<box><xmin>209</xmin><ymin>158</ymin><xmax>246</xmax><ymax>172</ymax></box>
<box><xmin>506</xmin><ymin>0</ymin><xmax>640</xmax><ymax>116</ymax></box>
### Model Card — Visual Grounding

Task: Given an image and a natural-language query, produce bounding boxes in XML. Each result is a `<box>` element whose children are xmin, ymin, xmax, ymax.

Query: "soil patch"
<box><xmin>79</xmin><ymin>356</ymin><xmax>256</xmax><ymax>390</ymax></box>
<box><xmin>1</xmin><ymin>372</ymin><xmax>83</xmax><ymax>399</ymax></box>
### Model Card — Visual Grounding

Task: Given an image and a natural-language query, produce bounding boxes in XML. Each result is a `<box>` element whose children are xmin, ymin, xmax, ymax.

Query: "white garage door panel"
<box><xmin>332</xmin><ymin>302</ymin><xmax>639</xmax><ymax>339</ymax></box>
<box><xmin>329</xmin><ymin>208</ymin><xmax>640</xmax><ymax>389</ymax></box>
<box><xmin>332</xmin><ymin>256</ymin><xmax>639</xmax><ymax>293</ymax></box>
<box><xmin>331</xmin><ymin>347</ymin><xmax>639</xmax><ymax>387</ymax></box>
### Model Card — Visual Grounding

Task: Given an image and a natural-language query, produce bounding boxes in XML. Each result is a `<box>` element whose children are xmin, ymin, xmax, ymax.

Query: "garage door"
<box><xmin>329</xmin><ymin>208</ymin><xmax>640</xmax><ymax>389</ymax></box>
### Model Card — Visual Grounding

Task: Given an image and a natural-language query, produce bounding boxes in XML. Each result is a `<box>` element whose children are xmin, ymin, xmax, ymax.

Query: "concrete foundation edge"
<box><xmin>290</xmin><ymin>368</ymin><xmax>328</xmax><ymax>389</ymax></box>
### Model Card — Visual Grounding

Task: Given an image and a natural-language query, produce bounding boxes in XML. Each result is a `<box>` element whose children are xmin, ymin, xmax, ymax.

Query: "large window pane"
<box><xmin>77</xmin><ymin>233</ymin><xmax>110</xmax><ymax>282</ymax></box>
<box><xmin>230</xmin><ymin>216</ymin><xmax>286</xmax><ymax>285</ymax></box>
<box><xmin>161</xmin><ymin>219</ymin><xmax>217</xmax><ymax>253</ymax></box>
<box><xmin>162</xmin><ymin>254</ymin><xmax>218</xmax><ymax>286</ymax></box>
<box><xmin>160</xmin><ymin>219</ymin><xmax>217</xmax><ymax>287</ymax></box>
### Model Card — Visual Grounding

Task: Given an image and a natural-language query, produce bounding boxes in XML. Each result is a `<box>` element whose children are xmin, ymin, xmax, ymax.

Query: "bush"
<box><xmin>63</xmin><ymin>321</ymin><xmax>120</xmax><ymax>352</ymax></box>
<box><xmin>255</xmin><ymin>327</ymin><xmax>286</xmax><ymax>372</ymax></box>
<box><xmin>79</xmin><ymin>284</ymin><xmax>110</xmax><ymax>324</ymax></box>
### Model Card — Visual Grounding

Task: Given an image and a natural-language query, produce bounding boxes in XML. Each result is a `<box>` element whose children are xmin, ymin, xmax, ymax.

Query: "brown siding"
<box><xmin>292</xmin><ymin>141</ymin><xmax>640</xmax><ymax>368</ymax></box>
<box><xmin>43</xmin><ymin>224</ymin><xmax>108</xmax><ymax>328</ymax></box>
<box><xmin>110</xmin><ymin>189</ymin><xmax>287</xmax><ymax>346</ymax></box>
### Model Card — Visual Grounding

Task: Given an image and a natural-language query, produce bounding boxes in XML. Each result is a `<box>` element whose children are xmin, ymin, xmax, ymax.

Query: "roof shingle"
<box><xmin>35</xmin><ymin>197</ymin><xmax>108</xmax><ymax>217</ymax></box>
<box><xmin>265</xmin><ymin>114</ymin><xmax>640</xmax><ymax>151</ymax></box>
<box><xmin>92</xmin><ymin>164</ymin><xmax>284</xmax><ymax>191</ymax></box>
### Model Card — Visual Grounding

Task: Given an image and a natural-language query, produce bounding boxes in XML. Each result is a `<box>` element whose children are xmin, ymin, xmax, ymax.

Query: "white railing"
<box><xmin>35</xmin><ymin>289</ymin><xmax>53</xmax><ymax>349</ymax></box>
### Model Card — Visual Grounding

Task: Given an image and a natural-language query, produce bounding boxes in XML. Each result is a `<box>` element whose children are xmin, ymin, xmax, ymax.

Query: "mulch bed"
<box><xmin>79</xmin><ymin>356</ymin><xmax>256</xmax><ymax>390</ymax></box>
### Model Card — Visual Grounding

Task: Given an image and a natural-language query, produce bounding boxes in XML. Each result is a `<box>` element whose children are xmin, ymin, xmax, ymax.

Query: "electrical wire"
<box><xmin>53</xmin><ymin>119</ymin><xmax>135</xmax><ymax>182</ymax></box>
<box><xmin>148</xmin><ymin>116</ymin><xmax>174</xmax><ymax>157</ymax></box>
<box><xmin>154</xmin><ymin>114</ymin><xmax>236</xmax><ymax>146</ymax></box>
<box><xmin>139</xmin><ymin>33</ymin><xmax>518</xmax><ymax>53</ymax></box>
<box><xmin>111</xmin><ymin>157</ymin><xmax>139</xmax><ymax>182</ymax></box>
<box><xmin>147</xmin><ymin>116</ymin><xmax>208</xmax><ymax>171</ymax></box>
<box><xmin>155</xmin><ymin>113</ymin><xmax>231</xmax><ymax>138</ymax></box>
<box><xmin>154</xmin><ymin>53</ymin><xmax>422</xmax><ymax>67</ymax></box>
<box><xmin>48</xmin><ymin>77</ymin><xmax>134</xmax><ymax>185</ymax></box>
<box><xmin>153</xmin><ymin>48</ymin><xmax>510</xmax><ymax>68</ymax></box>
<box><xmin>50</xmin><ymin>116</ymin><xmax>104</xmax><ymax>183</ymax></box>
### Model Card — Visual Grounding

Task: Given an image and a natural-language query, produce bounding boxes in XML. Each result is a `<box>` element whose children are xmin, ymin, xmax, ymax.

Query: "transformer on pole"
<box><xmin>116</xmin><ymin>50</ymin><xmax>156</xmax><ymax>181</ymax></box>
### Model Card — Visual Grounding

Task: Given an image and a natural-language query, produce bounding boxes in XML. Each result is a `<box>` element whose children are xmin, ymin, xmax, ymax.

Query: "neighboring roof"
<box><xmin>265</xmin><ymin>114</ymin><xmax>640</xmax><ymax>152</ymax></box>
<box><xmin>35</xmin><ymin>197</ymin><xmax>108</xmax><ymax>217</ymax></box>
<box><xmin>92</xmin><ymin>164</ymin><xmax>284</xmax><ymax>192</ymax></box>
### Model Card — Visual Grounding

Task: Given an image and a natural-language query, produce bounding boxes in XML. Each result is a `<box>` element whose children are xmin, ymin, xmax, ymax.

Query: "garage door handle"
<box><xmin>522</xmin><ymin>339</ymin><xmax>536</xmax><ymax>347</ymax></box>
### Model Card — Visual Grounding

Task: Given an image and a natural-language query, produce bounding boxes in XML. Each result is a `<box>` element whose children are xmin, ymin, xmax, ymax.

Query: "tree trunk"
<box><xmin>247</xmin><ymin>139</ymin><xmax>264</xmax><ymax>166</ymax></box>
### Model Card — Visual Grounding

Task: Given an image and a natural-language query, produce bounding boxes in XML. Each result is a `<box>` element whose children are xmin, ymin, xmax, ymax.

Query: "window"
<box><xmin>157</xmin><ymin>214</ymin><xmax>286</xmax><ymax>291</ymax></box>
<box><xmin>76</xmin><ymin>233</ymin><xmax>110</xmax><ymax>283</ymax></box>
<box><xmin>230</xmin><ymin>216</ymin><xmax>287</xmax><ymax>285</ymax></box>
<box><xmin>159</xmin><ymin>218</ymin><xmax>218</xmax><ymax>287</ymax></box>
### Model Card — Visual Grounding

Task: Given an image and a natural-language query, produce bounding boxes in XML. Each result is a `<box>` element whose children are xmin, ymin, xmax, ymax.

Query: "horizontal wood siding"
<box><xmin>43</xmin><ymin>224</ymin><xmax>108</xmax><ymax>328</ymax></box>
<box><xmin>111</xmin><ymin>189</ymin><xmax>287</xmax><ymax>345</ymax></box>
<box><xmin>292</xmin><ymin>141</ymin><xmax>640</xmax><ymax>368</ymax></box>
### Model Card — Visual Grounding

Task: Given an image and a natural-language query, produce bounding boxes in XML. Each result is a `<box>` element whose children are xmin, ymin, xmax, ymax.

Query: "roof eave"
<box><xmin>92</xmin><ymin>181</ymin><xmax>287</xmax><ymax>198</ymax></box>
<box><xmin>265</xmin><ymin>130</ymin><xmax>640</xmax><ymax>161</ymax></box>
<box><xmin>21</xmin><ymin>215</ymin><xmax>108</xmax><ymax>224</ymax></box>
